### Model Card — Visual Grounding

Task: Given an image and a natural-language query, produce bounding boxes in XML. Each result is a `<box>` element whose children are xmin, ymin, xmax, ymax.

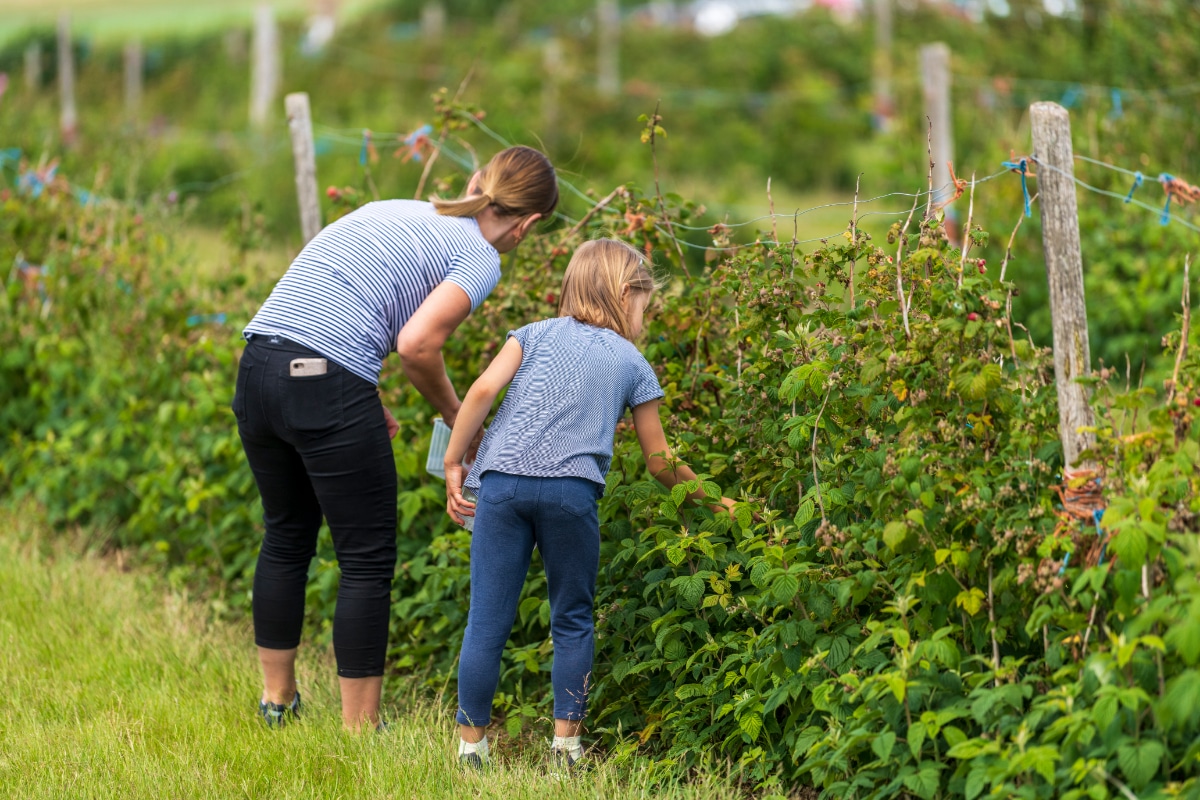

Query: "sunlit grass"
<box><xmin>0</xmin><ymin>508</ymin><xmax>744</xmax><ymax>799</ymax></box>
<box><xmin>0</xmin><ymin>0</ymin><xmax>386</xmax><ymax>47</ymax></box>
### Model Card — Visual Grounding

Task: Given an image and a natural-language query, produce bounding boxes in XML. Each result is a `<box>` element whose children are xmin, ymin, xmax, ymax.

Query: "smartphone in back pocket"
<box><xmin>290</xmin><ymin>358</ymin><xmax>328</xmax><ymax>377</ymax></box>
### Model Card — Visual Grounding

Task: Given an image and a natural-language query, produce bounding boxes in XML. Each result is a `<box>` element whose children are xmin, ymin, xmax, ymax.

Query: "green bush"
<box><xmin>2</xmin><ymin>149</ymin><xmax>1198</xmax><ymax>798</ymax></box>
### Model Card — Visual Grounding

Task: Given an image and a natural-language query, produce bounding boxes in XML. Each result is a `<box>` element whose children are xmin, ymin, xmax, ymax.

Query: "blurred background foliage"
<box><xmin>2</xmin><ymin>0</ymin><xmax>1197</xmax><ymax>376</ymax></box>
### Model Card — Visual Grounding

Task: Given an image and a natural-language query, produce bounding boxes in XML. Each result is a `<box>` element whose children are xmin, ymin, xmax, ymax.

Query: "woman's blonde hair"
<box><xmin>559</xmin><ymin>238</ymin><xmax>659</xmax><ymax>340</ymax></box>
<box><xmin>432</xmin><ymin>145</ymin><xmax>558</xmax><ymax>220</ymax></box>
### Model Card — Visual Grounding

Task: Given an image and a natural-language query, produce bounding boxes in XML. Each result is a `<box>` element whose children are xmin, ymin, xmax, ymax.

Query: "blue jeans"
<box><xmin>456</xmin><ymin>472</ymin><xmax>603</xmax><ymax>726</ymax></box>
<box><xmin>233</xmin><ymin>336</ymin><xmax>397</xmax><ymax>678</ymax></box>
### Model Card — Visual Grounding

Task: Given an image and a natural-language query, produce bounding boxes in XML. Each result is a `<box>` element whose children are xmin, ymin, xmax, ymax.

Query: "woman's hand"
<box><xmin>382</xmin><ymin>406</ymin><xmax>399</xmax><ymax>439</ymax></box>
<box><xmin>444</xmin><ymin>462</ymin><xmax>476</xmax><ymax>526</ymax></box>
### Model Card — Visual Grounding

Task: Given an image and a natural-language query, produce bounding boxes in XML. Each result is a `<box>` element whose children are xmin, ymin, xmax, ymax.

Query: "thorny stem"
<box><xmin>415</xmin><ymin>64</ymin><xmax>476</xmax><ymax>199</ymax></box>
<box><xmin>1166</xmin><ymin>254</ymin><xmax>1192</xmax><ymax>405</ymax></box>
<box><xmin>849</xmin><ymin>173</ymin><xmax>861</xmax><ymax>309</ymax></box>
<box><xmin>957</xmin><ymin>171</ymin><xmax>976</xmax><ymax>289</ymax></box>
<box><xmin>767</xmin><ymin>177</ymin><xmax>778</xmax><ymax>244</ymax></box>
<box><xmin>734</xmin><ymin>307</ymin><xmax>743</xmax><ymax>385</ymax></box>
<box><xmin>924</xmin><ymin>117</ymin><xmax>935</xmax><ymax>219</ymax></box>
<box><xmin>811</xmin><ymin>386</ymin><xmax>832</xmax><ymax>523</ymax></box>
<box><xmin>999</xmin><ymin>192</ymin><xmax>1037</xmax><ymax>282</ymax></box>
<box><xmin>647</xmin><ymin>101</ymin><xmax>689</xmax><ymax>275</ymax></box>
<box><xmin>988</xmin><ymin>563</ymin><xmax>1000</xmax><ymax>686</ymax></box>
<box><xmin>894</xmin><ymin>189</ymin><xmax>920</xmax><ymax>340</ymax></box>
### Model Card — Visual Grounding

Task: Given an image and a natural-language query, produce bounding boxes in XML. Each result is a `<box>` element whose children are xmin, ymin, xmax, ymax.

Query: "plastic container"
<box><xmin>425</xmin><ymin>417</ymin><xmax>453</xmax><ymax>479</ymax></box>
<box><xmin>461</xmin><ymin>488</ymin><xmax>478</xmax><ymax>532</ymax></box>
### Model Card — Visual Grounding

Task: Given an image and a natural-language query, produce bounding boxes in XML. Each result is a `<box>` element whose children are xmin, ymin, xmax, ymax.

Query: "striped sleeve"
<box><xmin>443</xmin><ymin>246</ymin><xmax>501</xmax><ymax>312</ymax></box>
<box><xmin>628</xmin><ymin>355</ymin><xmax>665</xmax><ymax>409</ymax></box>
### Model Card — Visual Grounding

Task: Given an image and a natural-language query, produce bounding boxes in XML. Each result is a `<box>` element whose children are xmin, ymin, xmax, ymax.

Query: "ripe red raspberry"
<box><xmin>326</xmin><ymin>186</ymin><xmax>340</xmax><ymax>199</ymax></box>
<box><xmin>967</xmin><ymin>312</ymin><xmax>980</xmax><ymax>322</ymax></box>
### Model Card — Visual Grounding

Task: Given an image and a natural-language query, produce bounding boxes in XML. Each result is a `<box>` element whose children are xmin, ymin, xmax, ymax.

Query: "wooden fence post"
<box><xmin>421</xmin><ymin>2</ymin><xmax>446</xmax><ymax>42</ymax></box>
<box><xmin>597</xmin><ymin>0</ymin><xmax>619</xmax><ymax>98</ymax></box>
<box><xmin>542</xmin><ymin>37</ymin><xmax>562</xmax><ymax>147</ymax></box>
<box><xmin>57</xmin><ymin>13</ymin><xmax>77</xmax><ymax>142</ymax></box>
<box><xmin>250</xmin><ymin>4</ymin><xmax>281</xmax><ymax>129</ymax></box>
<box><xmin>920</xmin><ymin>43</ymin><xmax>952</xmax><ymax>209</ymax></box>
<box><xmin>1030</xmin><ymin>101</ymin><xmax>1095</xmax><ymax>473</ymax></box>
<box><xmin>286</xmin><ymin>92</ymin><xmax>322</xmax><ymax>245</ymax></box>
<box><xmin>872</xmin><ymin>0</ymin><xmax>893</xmax><ymax>132</ymax></box>
<box><xmin>124</xmin><ymin>41</ymin><xmax>143</xmax><ymax>121</ymax></box>
<box><xmin>24</xmin><ymin>42</ymin><xmax>41</xmax><ymax>93</ymax></box>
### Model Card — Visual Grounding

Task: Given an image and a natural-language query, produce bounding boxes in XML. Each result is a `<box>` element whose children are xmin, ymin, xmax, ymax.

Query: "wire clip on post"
<box><xmin>1124</xmin><ymin>171</ymin><xmax>1143</xmax><ymax>204</ymax></box>
<box><xmin>1002</xmin><ymin>155</ymin><xmax>1034</xmax><ymax>218</ymax></box>
<box><xmin>1157</xmin><ymin>173</ymin><xmax>1200</xmax><ymax>225</ymax></box>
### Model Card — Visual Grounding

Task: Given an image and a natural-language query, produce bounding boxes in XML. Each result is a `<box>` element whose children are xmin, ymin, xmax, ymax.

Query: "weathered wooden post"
<box><xmin>250</xmin><ymin>4</ymin><xmax>281</xmax><ymax>129</ymax></box>
<box><xmin>1030</xmin><ymin>101</ymin><xmax>1095</xmax><ymax>473</ymax></box>
<box><xmin>124</xmin><ymin>41</ymin><xmax>143</xmax><ymax>120</ymax></box>
<box><xmin>920</xmin><ymin>43</ymin><xmax>952</xmax><ymax>208</ymax></box>
<box><xmin>421</xmin><ymin>2</ymin><xmax>446</xmax><ymax>42</ymax></box>
<box><xmin>286</xmin><ymin>92</ymin><xmax>322</xmax><ymax>245</ymax></box>
<box><xmin>57</xmin><ymin>14</ymin><xmax>77</xmax><ymax>142</ymax></box>
<box><xmin>597</xmin><ymin>0</ymin><xmax>619</xmax><ymax>98</ymax></box>
<box><xmin>872</xmin><ymin>0</ymin><xmax>893</xmax><ymax>131</ymax></box>
<box><xmin>542</xmin><ymin>37</ymin><xmax>563</xmax><ymax>147</ymax></box>
<box><xmin>24</xmin><ymin>42</ymin><xmax>42</xmax><ymax>93</ymax></box>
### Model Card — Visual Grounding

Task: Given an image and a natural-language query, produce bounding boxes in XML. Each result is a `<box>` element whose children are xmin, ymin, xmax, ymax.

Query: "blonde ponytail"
<box><xmin>433</xmin><ymin>145</ymin><xmax>558</xmax><ymax>220</ymax></box>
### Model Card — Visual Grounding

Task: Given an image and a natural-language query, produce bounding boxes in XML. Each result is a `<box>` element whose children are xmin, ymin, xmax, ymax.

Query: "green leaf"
<box><xmin>772</xmin><ymin>573</ymin><xmax>800</xmax><ymax>604</ymax></box>
<box><xmin>672</xmin><ymin>574</ymin><xmax>705</xmax><ymax>607</ymax></box>
<box><xmin>675</xmin><ymin>683</ymin><xmax>707</xmax><ymax>700</ymax></box>
<box><xmin>666</xmin><ymin>546</ymin><xmax>687</xmax><ymax>566</ymax></box>
<box><xmin>739</xmin><ymin>711</ymin><xmax>762</xmax><ymax>742</ymax></box>
<box><xmin>883</xmin><ymin>521</ymin><xmax>909</xmax><ymax>551</ymax></box>
<box><xmin>871</xmin><ymin>730</ymin><xmax>896</xmax><ymax>761</ymax></box>
<box><xmin>902</xmin><ymin>764</ymin><xmax>942</xmax><ymax>799</ymax></box>
<box><xmin>955</xmin><ymin>587</ymin><xmax>986</xmax><ymax>616</ymax></box>
<box><xmin>612</xmin><ymin>659</ymin><xmax>633</xmax><ymax>685</ymax></box>
<box><xmin>750</xmin><ymin>561</ymin><xmax>771</xmax><ymax>587</ymax></box>
<box><xmin>1166</xmin><ymin>614</ymin><xmax>1200</xmax><ymax>665</ymax></box>
<box><xmin>908</xmin><ymin>721</ymin><xmax>926</xmax><ymax>759</ymax></box>
<box><xmin>1111</xmin><ymin>524</ymin><xmax>1148</xmax><ymax>565</ymax></box>
<box><xmin>964</xmin><ymin>766</ymin><xmax>988</xmax><ymax>800</ymax></box>
<box><xmin>1118</xmin><ymin>740</ymin><xmax>1163</xmax><ymax>789</ymax></box>
<box><xmin>670</xmin><ymin>483</ymin><xmax>688</xmax><ymax>507</ymax></box>
<box><xmin>827</xmin><ymin>636</ymin><xmax>850</xmax><ymax>668</ymax></box>
<box><xmin>735</xmin><ymin>503</ymin><xmax>752</xmax><ymax>530</ymax></box>
<box><xmin>794</xmin><ymin>499</ymin><xmax>814</xmax><ymax>528</ymax></box>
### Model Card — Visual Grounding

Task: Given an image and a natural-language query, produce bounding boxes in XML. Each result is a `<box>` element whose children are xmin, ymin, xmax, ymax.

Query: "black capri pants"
<box><xmin>233</xmin><ymin>335</ymin><xmax>397</xmax><ymax>678</ymax></box>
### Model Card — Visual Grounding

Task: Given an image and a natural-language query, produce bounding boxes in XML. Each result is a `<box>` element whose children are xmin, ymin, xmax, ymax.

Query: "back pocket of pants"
<box><xmin>559</xmin><ymin>479</ymin><xmax>600</xmax><ymax>517</ymax></box>
<box><xmin>281</xmin><ymin>370</ymin><xmax>344</xmax><ymax>434</ymax></box>
<box><xmin>232</xmin><ymin>361</ymin><xmax>251</xmax><ymax>424</ymax></box>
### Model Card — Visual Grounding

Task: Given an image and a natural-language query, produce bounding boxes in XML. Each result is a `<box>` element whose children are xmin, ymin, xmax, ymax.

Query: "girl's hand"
<box><xmin>382</xmin><ymin>405</ymin><xmax>399</xmax><ymax>439</ymax></box>
<box><xmin>444</xmin><ymin>462</ymin><xmax>476</xmax><ymax>525</ymax></box>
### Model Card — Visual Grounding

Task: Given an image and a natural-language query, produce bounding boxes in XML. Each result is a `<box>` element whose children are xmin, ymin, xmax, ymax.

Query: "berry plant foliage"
<box><xmin>2</xmin><ymin>145</ymin><xmax>1198</xmax><ymax>798</ymax></box>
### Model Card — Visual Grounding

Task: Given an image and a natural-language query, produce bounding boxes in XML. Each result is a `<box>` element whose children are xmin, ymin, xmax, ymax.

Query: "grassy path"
<box><xmin>0</xmin><ymin>509</ymin><xmax>739</xmax><ymax>799</ymax></box>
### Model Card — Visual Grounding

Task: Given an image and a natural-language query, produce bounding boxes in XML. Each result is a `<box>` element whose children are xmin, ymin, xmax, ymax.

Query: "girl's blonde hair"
<box><xmin>559</xmin><ymin>238</ymin><xmax>659</xmax><ymax>340</ymax></box>
<box><xmin>432</xmin><ymin>145</ymin><xmax>558</xmax><ymax>220</ymax></box>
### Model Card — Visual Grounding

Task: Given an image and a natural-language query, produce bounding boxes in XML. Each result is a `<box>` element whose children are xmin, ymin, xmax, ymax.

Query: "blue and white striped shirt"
<box><xmin>244</xmin><ymin>200</ymin><xmax>501</xmax><ymax>384</ymax></box>
<box><xmin>465</xmin><ymin>316</ymin><xmax>665</xmax><ymax>490</ymax></box>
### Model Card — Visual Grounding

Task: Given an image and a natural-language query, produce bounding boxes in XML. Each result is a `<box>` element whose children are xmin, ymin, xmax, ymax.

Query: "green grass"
<box><xmin>0</xmin><ymin>508</ymin><xmax>744</xmax><ymax>799</ymax></box>
<box><xmin>0</xmin><ymin>0</ymin><xmax>386</xmax><ymax>47</ymax></box>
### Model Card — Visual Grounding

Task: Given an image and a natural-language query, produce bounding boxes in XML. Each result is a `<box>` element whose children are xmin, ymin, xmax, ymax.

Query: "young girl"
<box><xmin>442</xmin><ymin>238</ymin><xmax>733</xmax><ymax>770</ymax></box>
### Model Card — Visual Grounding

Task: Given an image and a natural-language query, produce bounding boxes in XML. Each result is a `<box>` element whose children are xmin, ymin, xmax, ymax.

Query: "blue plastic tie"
<box><xmin>186</xmin><ymin>312</ymin><xmax>227</xmax><ymax>327</ymax></box>
<box><xmin>1109</xmin><ymin>89</ymin><xmax>1123</xmax><ymax>120</ymax></box>
<box><xmin>1124</xmin><ymin>172</ymin><xmax>1143</xmax><ymax>204</ymax></box>
<box><xmin>1159</xmin><ymin>173</ymin><xmax>1174</xmax><ymax>225</ymax></box>
<box><xmin>1060</xmin><ymin>85</ymin><xmax>1083</xmax><ymax>109</ymax></box>
<box><xmin>1002</xmin><ymin>159</ymin><xmax>1032</xmax><ymax>218</ymax></box>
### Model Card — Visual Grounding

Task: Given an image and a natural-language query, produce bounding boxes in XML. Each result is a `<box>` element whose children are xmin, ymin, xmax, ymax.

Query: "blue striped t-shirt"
<box><xmin>465</xmin><ymin>316</ymin><xmax>665</xmax><ymax>490</ymax></box>
<box><xmin>244</xmin><ymin>200</ymin><xmax>501</xmax><ymax>384</ymax></box>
